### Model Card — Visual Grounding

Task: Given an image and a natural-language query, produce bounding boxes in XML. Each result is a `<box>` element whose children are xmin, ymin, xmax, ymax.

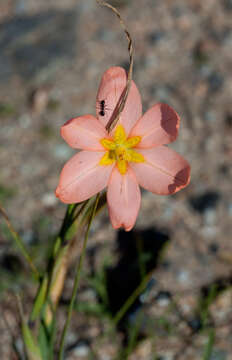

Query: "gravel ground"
<box><xmin>0</xmin><ymin>0</ymin><xmax>232</xmax><ymax>359</ymax></box>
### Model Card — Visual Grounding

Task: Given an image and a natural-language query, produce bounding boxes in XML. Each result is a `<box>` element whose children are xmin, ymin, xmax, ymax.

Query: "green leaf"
<box><xmin>75</xmin><ymin>301</ymin><xmax>106</xmax><ymax>317</ymax></box>
<box><xmin>38</xmin><ymin>321</ymin><xmax>50</xmax><ymax>360</ymax></box>
<box><xmin>53</xmin><ymin>236</ymin><xmax>62</xmax><ymax>258</ymax></box>
<box><xmin>22</xmin><ymin>322</ymin><xmax>42</xmax><ymax>360</ymax></box>
<box><xmin>30</xmin><ymin>276</ymin><xmax>48</xmax><ymax>321</ymax></box>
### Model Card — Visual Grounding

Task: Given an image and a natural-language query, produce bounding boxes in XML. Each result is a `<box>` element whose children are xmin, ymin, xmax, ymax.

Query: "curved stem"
<box><xmin>96</xmin><ymin>0</ymin><xmax>134</xmax><ymax>132</ymax></box>
<box><xmin>58</xmin><ymin>194</ymin><xmax>100</xmax><ymax>360</ymax></box>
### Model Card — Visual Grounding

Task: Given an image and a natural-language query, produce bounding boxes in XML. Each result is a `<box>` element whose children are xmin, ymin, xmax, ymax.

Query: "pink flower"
<box><xmin>56</xmin><ymin>67</ymin><xmax>190</xmax><ymax>231</ymax></box>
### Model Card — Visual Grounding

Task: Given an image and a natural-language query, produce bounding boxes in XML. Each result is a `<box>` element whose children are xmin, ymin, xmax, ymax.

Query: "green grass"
<box><xmin>202</xmin><ymin>329</ymin><xmax>215</xmax><ymax>360</ymax></box>
<box><xmin>0</xmin><ymin>103</ymin><xmax>16</xmax><ymax>117</ymax></box>
<box><xmin>0</xmin><ymin>184</ymin><xmax>16</xmax><ymax>203</ymax></box>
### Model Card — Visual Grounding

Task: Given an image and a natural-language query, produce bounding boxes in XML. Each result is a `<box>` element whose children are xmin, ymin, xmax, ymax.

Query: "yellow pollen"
<box><xmin>99</xmin><ymin>124</ymin><xmax>144</xmax><ymax>174</ymax></box>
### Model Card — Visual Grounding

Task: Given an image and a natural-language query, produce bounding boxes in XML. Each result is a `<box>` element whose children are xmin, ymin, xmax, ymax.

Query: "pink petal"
<box><xmin>96</xmin><ymin>66</ymin><xmax>142</xmax><ymax>135</ymax></box>
<box><xmin>107</xmin><ymin>167</ymin><xmax>141</xmax><ymax>231</ymax></box>
<box><xmin>61</xmin><ymin>115</ymin><xmax>108</xmax><ymax>151</ymax></box>
<box><xmin>130</xmin><ymin>147</ymin><xmax>190</xmax><ymax>195</ymax></box>
<box><xmin>56</xmin><ymin>151</ymin><xmax>114</xmax><ymax>203</ymax></box>
<box><xmin>130</xmin><ymin>103</ymin><xmax>180</xmax><ymax>148</ymax></box>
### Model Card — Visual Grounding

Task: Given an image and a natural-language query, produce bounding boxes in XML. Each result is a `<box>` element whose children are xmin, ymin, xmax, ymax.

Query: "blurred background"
<box><xmin>0</xmin><ymin>0</ymin><xmax>232</xmax><ymax>359</ymax></box>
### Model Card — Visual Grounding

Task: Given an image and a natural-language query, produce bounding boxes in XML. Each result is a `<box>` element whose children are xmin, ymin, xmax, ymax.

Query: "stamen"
<box><xmin>99</xmin><ymin>124</ymin><xmax>144</xmax><ymax>174</ymax></box>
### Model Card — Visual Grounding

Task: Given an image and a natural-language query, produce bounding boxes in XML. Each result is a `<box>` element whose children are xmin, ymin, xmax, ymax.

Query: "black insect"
<box><xmin>97</xmin><ymin>99</ymin><xmax>113</xmax><ymax>117</ymax></box>
<box><xmin>99</xmin><ymin>100</ymin><xmax>105</xmax><ymax>116</ymax></box>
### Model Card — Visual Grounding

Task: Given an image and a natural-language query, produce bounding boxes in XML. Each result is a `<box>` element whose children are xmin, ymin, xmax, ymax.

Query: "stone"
<box><xmin>210</xmin><ymin>349</ymin><xmax>228</xmax><ymax>360</ymax></box>
<box><xmin>73</xmin><ymin>343</ymin><xmax>90</xmax><ymax>357</ymax></box>
<box><xmin>207</xmin><ymin>72</ymin><xmax>224</xmax><ymax>93</ymax></box>
<box><xmin>147</xmin><ymin>31</ymin><xmax>165</xmax><ymax>45</ymax></box>
<box><xmin>155</xmin><ymin>291</ymin><xmax>172</xmax><ymax>307</ymax></box>
<box><xmin>53</xmin><ymin>144</ymin><xmax>74</xmax><ymax>160</ymax></box>
<box><xmin>208</xmin><ymin>242</ymin><xmax>219</xmax><ymax>254</ymax></box>
<box><xmin>177</xmin><ymin>270</ymin><xmax>190</xmax><ymax>285</ymax></box>
<box><xmin>41</xmin><ymin>193</ymin><xmax>58</xmax><ymax>208</ymax></box>
<box><xmin>203</xmin><ymin>208</ymin><xmax>216</xmax><ymax>226</ymax></box>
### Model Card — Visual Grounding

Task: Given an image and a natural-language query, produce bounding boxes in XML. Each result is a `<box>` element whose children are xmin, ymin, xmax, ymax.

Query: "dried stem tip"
<box><xmin>96</xmin><ymin>0</ymin><xmax>134</xmax><ymax>133</ymax></box>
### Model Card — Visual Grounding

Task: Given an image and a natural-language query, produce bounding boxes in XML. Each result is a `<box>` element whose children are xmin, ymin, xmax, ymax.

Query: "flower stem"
<box><xmin>58</xmin><ymin>193</ymin><xmax>100</xmax><ymax>360</ymax></box>
<box><xmin>0</xmin><ymin>203</ymin><xmax>40</xmax><ymax>280</ymax></box>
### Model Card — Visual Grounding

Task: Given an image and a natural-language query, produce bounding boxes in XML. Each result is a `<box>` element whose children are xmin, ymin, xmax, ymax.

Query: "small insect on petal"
<box><xmin>96</xmin><ymin>67</ymin><xmax>142</xmax><ymax>133</ymax></box>
<box><xmin>99</xmin><ymin>100</ymin><xmax>105</xmax><ymax>116</ymax></box>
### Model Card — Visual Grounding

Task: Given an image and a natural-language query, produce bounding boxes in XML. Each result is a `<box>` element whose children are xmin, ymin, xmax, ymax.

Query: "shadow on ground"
<box><xmin>105</xmin><ymin>228</ymin><xmax>170</xmax><ymax>326</ymax></box>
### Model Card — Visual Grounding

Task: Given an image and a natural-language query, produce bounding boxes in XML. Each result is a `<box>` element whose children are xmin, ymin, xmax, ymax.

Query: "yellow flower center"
<box><xmin>99</xmin><ymin>124</ymin><xmax>145</xmax><ymax>175</ymax></box>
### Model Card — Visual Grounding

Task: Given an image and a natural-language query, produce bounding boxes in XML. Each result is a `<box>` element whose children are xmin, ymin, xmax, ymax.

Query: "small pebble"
<box><xmin>140</xmin><ymin>278</ymin><xmax>157</xmax><ymax>303</ymax></box>
<box><xmin>147</xmin><ymin>31</ymin><xmax>165</xmax><ymax>45</ymax></box>
<box><xmin>208</xmin><ymin>242</ymin><xmax>219</xmax><ymax>254</ymax></box>
<box><xmin>162</xmin><ymin>205</ymin><xmax>174</xmax><ymax>221</ymax></box>
<box><xmin>188</xmin><ymin>317</ymin><xmax>202</xmax><ymax>332</ymax></box>
<box><xmin>19</xmin><ymin>114</ymin><xmax>31</xmax><ymax>129</ymax></box>
<box><xmin>203</xmin><ymin>208</ymin><xmax>216</xmax><ymax>226</ymax></box>
<box><xmin>207</xmin><ymin>72</ymin><xmax>224</xmax><ymax>93</ymax></box>
<box><xmin>201</xmin><ymin>226</ymin><xmax>218</xmax><ymax>238</ymax></box>
<box><xmin>41</xmin><ymin>193</ymin><xmax>58</xmax><ymax>207</ymax></box>
<box><xmin>155</xmin><ymin>291</ymin><xmax>172</xmax><ymax>307</ymax></box>
<box><xmin>153</xmin><ymin>87</ymin><xmax>170</xmax><ymax>102</ymax></box>
<box><xmin>204</xmin><ymin>111</ymin><xmax>216</xmax><ymax>123</ymax></box>
<box><xmin>21</xmin><ymin>229</ymin><xmax>37</xmax><ymax>245</ymax></box>
<box><xmin>15</xmin><ymin>0</ymin><xmax>26</xmax><ymax>14</ymax></box>
<box><xmin>15</xmin><ymin>338</ymin><xmax>24</xmax><ymax>357</ymax></box>
<box><xmin>210</xmin><ymin>349</ymin><xmax>227</xmax><ymax>360</ymax></box>
<box><xmin>54</xmin><ymin>144</ymin><xmax>74</xmax><ymax>160</ymax></box>
<box><xmin>73</xmin><ymin>342</ymin><xmax>90</xmax><ymax>357</ymax></box>
<box><xmin>177</xmin><ymin>270</ymin><xmax>190</xmax><ymax>284</ymax></box>
<box><xmin>228</xmin><ymin>203</ymin><xmax>232</xmax><ymax>217</ymax></box>
<box><xmin>156</xmin><ymin>353</ymin><xmax>174</xmax><ymax>360</ymax></box>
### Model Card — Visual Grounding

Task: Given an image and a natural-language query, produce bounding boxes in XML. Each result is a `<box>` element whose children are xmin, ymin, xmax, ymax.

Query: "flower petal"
<box><xmin>56</xmin><ymin>151</ymin><xmax>114</xmax><ymax>203</ymax></box>
<box><xmin>130</xmin><ymin>147</ymin><xmax>190</xmax><ymax>195</ymax></box>
<box><xmin>130</xmin><ymin>103</ymin><xmax>180</xmax><ymax>148</ymax></box>
<box><xmin>107</xmin><ymin>167</ymin><xmax>141</xmax><ymax>231</ymax></box>
<box><xmin>61</xmin><ymin>115</ymin><xmax>108</xmax><ymax>151</ymax></box>
<box><xmin>96</xmin><ymin>66</ymin><xmax>142</xmax><ymax>135</ymax></box>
